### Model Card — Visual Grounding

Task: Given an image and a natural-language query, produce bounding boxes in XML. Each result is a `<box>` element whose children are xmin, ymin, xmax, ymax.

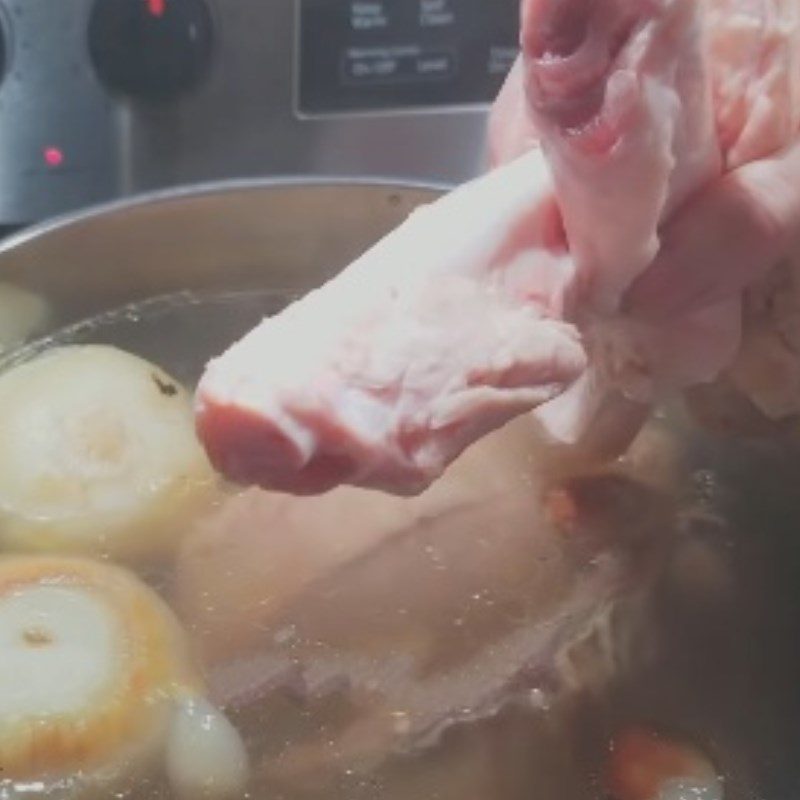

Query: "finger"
<box><xmin>487</xmin><ymin>56</ymin><xmax>539</xmax><ymax>167</ymax></box>
<box><xmin>625</xmin><ymin>139</ymin><xmax>800</xmax><ymax>321</ymax></box>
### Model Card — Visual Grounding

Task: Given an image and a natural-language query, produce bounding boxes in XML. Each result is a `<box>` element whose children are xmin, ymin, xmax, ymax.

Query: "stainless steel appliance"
<box><xmin>0</xmin><ymin>0</ymin><xmax>518</xmax><ymax>225</ymax></box>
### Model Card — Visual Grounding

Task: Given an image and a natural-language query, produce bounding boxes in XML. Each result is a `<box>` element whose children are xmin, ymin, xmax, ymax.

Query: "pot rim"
<box><xmin>0</xmin><ymin>175</ymin><xmax>452</xmax><ymax>257</ymax></box>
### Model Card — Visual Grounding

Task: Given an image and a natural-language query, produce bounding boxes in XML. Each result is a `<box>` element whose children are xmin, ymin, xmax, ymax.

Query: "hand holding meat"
<box><xmin>196</xmin><ymin>0</ymin><xmax>800</xmax><ymax>496</ymax></box>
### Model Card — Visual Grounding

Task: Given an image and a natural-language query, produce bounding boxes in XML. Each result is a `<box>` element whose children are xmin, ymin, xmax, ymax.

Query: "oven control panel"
<box><xmin>0</xmin><ymin>0</ymin><xmax>519</xmax><ymax>226</ymax></box>
<box><xmin>298</xmin><ymin>0</ymin><xmax>519</xmax><ymax>114</ymax></box>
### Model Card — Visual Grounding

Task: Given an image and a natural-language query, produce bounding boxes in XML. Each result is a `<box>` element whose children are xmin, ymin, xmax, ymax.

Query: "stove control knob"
<box><xmin>88</xmin><ymin>0</ymin><xmax>214</xmax><ymax>101</ymax></box>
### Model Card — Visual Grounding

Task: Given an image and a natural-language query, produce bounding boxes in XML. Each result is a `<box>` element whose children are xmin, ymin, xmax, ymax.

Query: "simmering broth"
<box><xmin>0</xmin><ymin>288</ymin><xmax>798</xmax><ymax>800</ymax></box>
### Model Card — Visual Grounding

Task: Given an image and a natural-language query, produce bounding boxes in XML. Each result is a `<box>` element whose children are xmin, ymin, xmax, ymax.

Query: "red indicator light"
<box><xmin>43</xmin><ymin>147</ymin><xmax>64</xmax><ymax>168</ymax></box>
<box><xmin>146</xmin><ymin>0</ymin><xmax>166</xmax><ymax>17</ymax></box>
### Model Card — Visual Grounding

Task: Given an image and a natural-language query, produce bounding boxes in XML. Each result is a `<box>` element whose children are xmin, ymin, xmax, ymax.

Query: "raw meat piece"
<box><xmin>513</xmin><ymin>0</ymin><xmax>741</xmax><ymax>444</ymax></box>
<box><xmin>708</xmin><ymin>0</ymin><xmax>800</xmax><ymax>173</ymax></box>
<box><xmin>685</xmin><ymin>253</ymin><xmax>800</xmax><ymax>429</ymax></box>
<box><xmin>494</xmin><ymin>0</ymin><xmax>800</xmax><ymax>176</ymax></box>
<box><xmin>521</xmin><ymin>0</ymin><xmax>800</xmax><ymax>434</ymax></box>
<box><xmin>638</xmin><ymin>141</ymin><xmax>800</xmax><ymax>434</ymax></box>
<box><xmin>627</xmin><ymin>0</ymin><xmax>800</xmax><ymax>324</ymax></box>
<box><xmin>197</xmin><ymin>0</ymin><xmax>800</xmax><ymax>495</ymax></box>
<box><xmin>196</xmin><ymin>153</ymin><xmax>585</xmax><ymax>494</ymax></box>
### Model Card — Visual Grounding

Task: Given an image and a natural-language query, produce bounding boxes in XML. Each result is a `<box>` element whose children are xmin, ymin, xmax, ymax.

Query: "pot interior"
<box><xmin>0</xmin><ymin>180</ymin><xmax>797</xmax><ymax>800</ymax></box>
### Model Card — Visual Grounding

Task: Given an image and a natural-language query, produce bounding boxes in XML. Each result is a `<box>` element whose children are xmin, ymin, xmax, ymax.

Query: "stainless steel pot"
<box><xmin>0</xmin><ymin>179</ymin><xmax>444</xmax><ymax>332</ymax></box>
<box><xmin>0</xmin><ymin>180</ymin><xmax>799</xmax><ymax>800</ymax></box>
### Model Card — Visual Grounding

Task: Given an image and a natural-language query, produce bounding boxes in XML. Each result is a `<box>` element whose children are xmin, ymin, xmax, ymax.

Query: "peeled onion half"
<box><xmin>0</xmin><ymin>555</ymin><xmax>248</xmax><ymax>797</ymax></box>
<box><xmin>0</xmin><ymin>345</ymin><xmax>217</xmax><ymax>560</ymax></box>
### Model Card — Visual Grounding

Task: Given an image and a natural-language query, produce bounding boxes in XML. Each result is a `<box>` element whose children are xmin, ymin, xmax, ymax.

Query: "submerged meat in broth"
<box><xmin>176</xmin><ymin>415</ymin><xmax>679</xmax><ymax>790</ymax></box>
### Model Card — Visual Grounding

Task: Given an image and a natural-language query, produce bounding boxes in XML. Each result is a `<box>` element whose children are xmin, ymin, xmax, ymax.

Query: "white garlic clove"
<box><xmin>165</xmin><ymin>696</ymin><xmax>249</xmax><ymax>799</ymax></box>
